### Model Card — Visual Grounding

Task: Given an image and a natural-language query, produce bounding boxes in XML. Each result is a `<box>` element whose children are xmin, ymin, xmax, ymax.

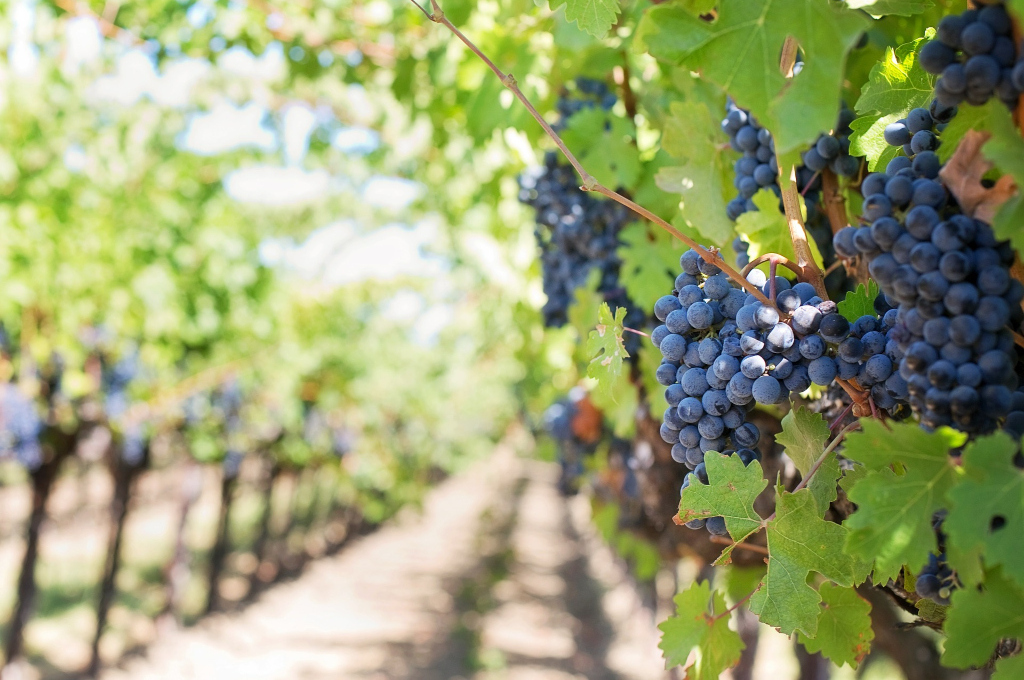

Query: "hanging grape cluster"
<box><xmin>518</xmin><ymin>81</ymin><xmax>645</xmax><ymax>342</ymax></box>
<box><xmin>921</xmin><ymin>2</ymin><xmax>1024</xmax><ymax>109</ymax></box>
<box><xmin>833</xmin><ymin>104</ymin><xmax>1024</xmax><ymax>436</ymax></box>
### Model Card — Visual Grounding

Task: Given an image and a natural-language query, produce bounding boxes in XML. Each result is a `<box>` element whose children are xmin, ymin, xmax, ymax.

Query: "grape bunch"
<box><xmin>0</xmin><ymin>384</ymin><xmax>42</xmax><ymax>470</ymax></box>
<box><xmin>723</xmin><ymin>101</ymin><xmax>860</xmax><ymax>223</ymax></box>
<box><xmin>519</xmin><ymin>152</ymin><xmax>643</xmax><ymax>334</ymax></box>
<box><xmin>102</xmin><ymin>348</ymin><xmax>140</xmax><ymax>420</ymax></box>
<box><xmin>651</xmin><ymin>248</ymin><xmax>912</xmax><ymax>534</ymax></box>
<box><xmin>921</xmin><ymin>2</ymin><xmax>1023</xmax><ymax>110</ymax></box>
<box><xmin>915</xmin><ymin>513</ymin><xmax>956</xmax><ymax>606</ymax></box>
<box><xmin>833</xmin><ymin>109</ymin><xmax>1024</xmax><ymax>435</ymax></box>
<box><xmin>554</xmin><ymin>77</ymin><xmax>616</xmax><ymax>124</ymax></box>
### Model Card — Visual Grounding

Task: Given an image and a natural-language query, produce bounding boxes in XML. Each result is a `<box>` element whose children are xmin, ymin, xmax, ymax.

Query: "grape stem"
<box><xmin>790</xmin><ymin>420</ymin><xmax>861</xmax><ymax>496</ymax></box>
<box><xmin>709</xmin><ymin>534</ymin><xmax>769</xmax><ymax>556</ymax></box>
<box><xmin>622</xmin><ymin>326</ymin><xmax>650</xmax><ymax>338</ymax></box>
<box><xmin>741</xmin><ymin>253</ymin><xmax>803</xmax><ymax>280</ymax></box>
<box><xmin>410</xmin><ymin>0</ymin><xmax>777</xmax><ymax>309</ymax></box>
<box><xmin>778</xmin><ymin>37</ymin><xmax>830</xmax><ymax>301</ymax></box>
<box><xmin>713</xmin><ymin>583</ymin><xmax>762</xmax><ymax>621</ymax></box>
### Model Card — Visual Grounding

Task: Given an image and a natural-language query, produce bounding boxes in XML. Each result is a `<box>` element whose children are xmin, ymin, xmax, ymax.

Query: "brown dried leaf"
<box><xmin>938</xmin><ymin>130</ymin><xmax>1017</xmax><ymax>223</ymax></box>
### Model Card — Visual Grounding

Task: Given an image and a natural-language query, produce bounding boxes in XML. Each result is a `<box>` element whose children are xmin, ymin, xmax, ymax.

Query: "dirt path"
<box><xmin>99</xmin><ymin>445</ymin><xmax>667</xmax><ymax>680</ymax></box>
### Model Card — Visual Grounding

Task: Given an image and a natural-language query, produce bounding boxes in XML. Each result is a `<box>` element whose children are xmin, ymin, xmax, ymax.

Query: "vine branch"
<box><xmin>778</xmin><ymin>36</ymin><xmax>829</xmax><ymax>301</ymax></box>
<box><xmin>411</xmin><ymin>0</ymin><xmax>776</xmax><ymax>308</ymax></box>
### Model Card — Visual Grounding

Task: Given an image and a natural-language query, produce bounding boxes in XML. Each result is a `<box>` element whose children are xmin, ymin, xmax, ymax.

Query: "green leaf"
<box><xmin>736</xmin><ymin>191</ymin><xmax>825</xmax><ymax>269</ymax></box>
<box><xmin>637</xmin><ymin>0</ymin><xmax>866</xmax><ymax>162</ymax></box>
<box><xmin>656</xmin><ymin>101</ymin><xmax>735</xmax><ymax>245</ymax></box>
<box><xmin>725</xmin><ymin>564</ymin><xmax>768</xmax><ymax>603</ymax></box>
<box><xmin>796</xmin><ymin>583</ymin><xmax>874</xmax><ymax>668</ymax></box>
<box><xmin>841</xmin><ymin>420</ymin><xmax>965</xmax><ymax>582</ymax></box>
<box><xmin>844</xmin><ymin>0</ymin><xmax>933</xmax><ymax>17</ymax></box>
<box><xmin>945</xmin><ymin>432</ymin><xmax>1024</xmax><ymax>589</ymax></box>
<box><xmin>777</xmin><ymin>407</ymin><xmax>831</xmax><ymax>477</ymax></box>
<box><xmin>617</xmin><ymin>222</ymin><xmax>682</xmax><ymax>314</ymax></box>
<box><xmin>994</xmin><ymin>654</ymin><xmax>1024</xmax><ymax>680</ymax></box>
<box><xmin>849</xmin><ymin>35</ymin><xmax>934</xmax><ymax>171</ymax></box>
<box><xmin>561</xmin><ymin>110</ymin><xmax>640</xmax><ymax>189</ymax></box>
<box><xmin>548</xmin><ymin>0</ymin><xmax>620</xmax><ymax>38</ymax></box>
<box><xmin>942</xmin><ymin>568</ymin><xmax>1024</xmax><ymax>669</ymax></box>
<box><xmin>982</xmin><ymin>101</ymin><xmax>1024</xmax><ymax>256</ymax></box>
<box><xmin>639</xmin><ymin>344</ymin><xmax>669</xmax><ymax>420</ymax></box>
<box><xmin>658</xmin><ymin>580</ymin><xmax>745</xmax><ymax>677</ymax></box>
<box><xmin>837</xmin><ymin>281</ymin><xmax>879</xmax><ymax>323</ymax></box>
<box><xmin>585</xmin><ymin>303</ymin><xmax>630</xmax><ymax>403</ymax></box>
<box><xmin>678</xmin><ymin>453</ymin><xmax>767</xmax><ymax>556</ymax></box>
<box><xmin>750</xmin><ymin>488</ymin><xmax>868</xmax><ymax>636</ymax></box>
<box><xmin>776</xmin><ymin>406</ymin><xmax>838</xmax><ymax>513</ymax></box>
<box><xmin>937</xmin><ymin>98</ymin><xmax>998</xmax><ymax>163</ymax></box>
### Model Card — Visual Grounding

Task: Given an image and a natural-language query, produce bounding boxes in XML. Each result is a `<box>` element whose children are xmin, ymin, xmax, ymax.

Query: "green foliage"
<box><xmin>549</xmin><ymin>0</ymin><xmax>621</xmax><ymax>38</ymax></box>
<box><xmin>736</xmin><ymin>191</ymin><xmax>826</xmax><ymax>269</ymax></box>
<box><xmin>945</xmin><ymin>432</ymin><xmax>1024</xmax><ymax>589</ymax></box>
<box><xmin>585</xmin><ymin>303</ymin><xmax>630</xmax><ymax>401</ymax></box>
<box><xmin>561</xmin><ymin>109</ymin><xmax>641</xmax><ymax>189</ymax></box>
<box><xmin>982</xmin><ymin>102</ymin><xmax>1024</xmax><ymax>256</ymax></box>
<box><xmin>842</xmin><ymin>421</ymin><xmax>965</xmax><ymax>582</ymax></box>
<box><xmin>837</xmin><ymin>282</ymin><xmax>880</xmax><ymax>323</ymax></box>
<box><xmin>750</xmin><ymin>488</ymin><xmax>869</xmax><ymax>636</ymax></box>
<box><xmin>656</xmin><ymin>101</ymin><xmax>735</xmax><ymax>244</ymax></box>
<box><xmin>776</xmin><ymin>406</ymin><xmax>838</xmax><ymax>513</ymax></box>
<box><xmin>677</xmin><ymin>453</ymin><xmax>767</xmax><ymax>555</ymax></box>
<box><xmin>942</xmin><ymin>568</ymin><xmax>1024</xmax><ymax>669</ymax></box>
<box><xmin>796</xmin><ymin>583</ymin><xmax>874</xmax><ymax>668</ymax></box>
<box><xmin>849</xmin><ymin>35</ymin><xmax>934</xmax><ymax>170</ymax></box>
<box><xmin>638</xmin><ymin>0</ymin><xmax>866</xmax><ymax>166</ymax></box>
<box><xmin>617</xmin><ymin>223</ymin><xmax>682</xmax><ymax>313</ymax></box>
<box><xmin>658</xmin><ymin>580</ymin><xmax>745</xmax><ymax>677</ymax></box>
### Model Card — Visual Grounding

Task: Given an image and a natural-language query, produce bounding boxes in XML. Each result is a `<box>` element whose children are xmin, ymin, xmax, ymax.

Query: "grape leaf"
<box><xmin>658</xmin><ymin>580</ymin><xmax>745</xmax><ymax>677</ymax></box>
<box><xmin>937</xmin><ymin>98</ymin><xmax>997</xmax><ymax>164</ymax></box>
<box><xmin>942</xmin><ymin>568</ymin><xmax>1024</xmax><ymax>669</ymax></box>
<box><xmin>837</xmin><ymin>281</ymin><xmax>879</xmax><ymax>323</ymax></box>
<box><xmin>844</xmin><ymin>0</ymin><xmax>933</xmax><ymax>17</ymax></box>
<box><xmin>586</xmin><ymin>303</ymin><xmax>630</xmax><ymax>402</ymax></box>
<box><xmin>736</xmin><ymin>191</ymin><xmax>825</xmax><ymax>269</ymax></box>
<box><xmin>777</xmin><ymin>406</ymin><xmax>831</xmax><ymax>476</ymax></box>
<box><xmin>677</xmin><ymin>453</ymin><xmax>767</xmax><ymax>559</ymax></box>
<box><xmin>548</xmin><ymin>0</ymin><xmax>620</xmax><ymax>38</ymax></box>
<box><xmin>994</xmin><ymin>654</ymin><xmax>1024</xmax><ymax>680</ymax></box>
<box><xmin>617</xmin><ymin>222</ymin><xmax>682</xmax><ymax>313</ymax></box>
<box><xmin>750</xmin><ymin>488</ymin><xmax>868</xmax><ymax>636</ymax></box>
<box><xmin>639</xmin><ymin>344</ymin><xmax>668</xmax><ymax>420</ymax></box>
<box><xmin>849</xmin><ymin>35</ymin><xmax>934</xmax><ymax>171</ymax></box>
<box><xmin>561</xmin><ymin>109</ymin><xmax>640</xmax><ymax>190</ymax></box>
<box><xmin>945</xmin><ymin>432</ymin><xmax>1024</xmax><ymax>589</ymax></box>
<box><xmin>796</xmin><ymin>583</ymin><xmax>874</xmax><ymax>668</ymax></box>
<box><xmin>841</xmin><ymin>420</ymin><xmax>965</xmax><ymax>582</ymax></box>
<box><xmin>776</xmin><ymin>406</ymin><xmax>837</xmax><ymax>513</ymax></box>
<box><xmin>981</xmin><ymin>101</ymin><xmax>1024</xmax><ymax>256</ymax></box>
<box><xmin>725</xmin><ymin>564</ymin><xmax>768</xmax><ymax>603</ymax></box>
<box><xmin>636</xmin><ymin>0</ymin><xmax>866</xmax><ymax>167</ymax></box>
<box><xmin>655</xmin><ymin>101</ymin><xmax>735</xmax><ymax>245</ymax></box>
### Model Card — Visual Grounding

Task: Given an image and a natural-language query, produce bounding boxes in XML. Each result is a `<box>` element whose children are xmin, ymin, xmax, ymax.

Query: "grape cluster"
<box><xmin>833</xmin><ymin>111</ymin><xmax>1024</xmax><ymax>434</ymax></box>
<box><xmin>519</xmin><ymin>152</ymin><xmax>644</xmax><ymax>336</ymax></box>
<box><xmin>915</xmin><ymin>513</ymin><xmax>956</xmax><ymax>605</ymax></box>
<box><xmin>723</xmin><ymin>101</ymin><xmax>860</xmax><ymax>223</ymax></box>
<box><xmin>554</xmin><ymin>77</ymin><xmax>616</xmax><ymax>123</ymax></box>
<box><xmin>921</xmin><ymin>2</ymin><xmax>1023</xmax><ymax>110</ymax></box>
<box><xmin>652</xmin><ymin>248</ymin><xmax>911</xmax><ymax>533</ymax></box>
<box><xmin>543</xmin><ymin>389</ymin><xmax>603</xmax><ymax>495</ymax></box>
<box><xmin>0</xmin><ymin>384</ymin><xmax>42</xmax><ymax>470</ymax></box>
